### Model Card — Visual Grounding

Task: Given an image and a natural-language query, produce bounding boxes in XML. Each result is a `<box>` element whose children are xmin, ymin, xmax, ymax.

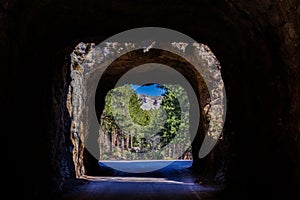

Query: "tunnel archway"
<box><xmin>68</xmin><ymin>29</ymin><xmax>226</xmax><ymax>177</ymax></box>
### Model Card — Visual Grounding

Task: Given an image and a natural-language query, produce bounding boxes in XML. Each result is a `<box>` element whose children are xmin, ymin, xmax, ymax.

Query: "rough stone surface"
<box><xmin>69</xmin><ymin>41</ymin><xmax>224</xmax><ymax>178</ymax></box>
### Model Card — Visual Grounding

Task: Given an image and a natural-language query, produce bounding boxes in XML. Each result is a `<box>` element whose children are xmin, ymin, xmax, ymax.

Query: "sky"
<box><xmin>130</xmin><ymin>83</ymin><xmax>165</xmax><ymax>96</ymax></box>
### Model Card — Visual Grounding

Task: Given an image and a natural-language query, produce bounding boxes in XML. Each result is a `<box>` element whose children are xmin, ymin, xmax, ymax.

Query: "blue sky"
<box><xmin>130</xmin><ymin>84</ymin><xmax>165</xmax><ymax>96</ymax></box>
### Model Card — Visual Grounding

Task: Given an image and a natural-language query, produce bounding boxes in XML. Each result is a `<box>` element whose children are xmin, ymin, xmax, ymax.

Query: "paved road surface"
<box><xmin>59</xmin><ymin>160</ymin><xmax>223</xmax><ymax>200</ymax></box>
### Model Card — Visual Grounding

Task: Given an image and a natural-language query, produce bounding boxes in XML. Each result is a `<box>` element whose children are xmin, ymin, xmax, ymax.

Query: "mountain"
<box><xmin>137</xmin><ymin>94</ymin><xmax>163</xmax><ymax>110</ymax></box>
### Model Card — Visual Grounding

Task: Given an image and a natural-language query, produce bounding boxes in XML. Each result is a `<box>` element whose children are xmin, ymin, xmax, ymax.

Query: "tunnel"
<box><xmin>4</xmin><ymin>0</ymin><xmax>299</xmax><ymax>199</ymax></box>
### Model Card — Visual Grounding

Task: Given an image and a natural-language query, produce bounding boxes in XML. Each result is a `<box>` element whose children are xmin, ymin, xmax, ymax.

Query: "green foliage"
<box><xmin>159</xmin><ymin>85</ymin><xmax>182</xmax><ymax>147</ymax></box>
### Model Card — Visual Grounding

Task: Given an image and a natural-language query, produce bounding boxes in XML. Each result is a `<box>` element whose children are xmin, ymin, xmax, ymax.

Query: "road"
<box><xmin>59</xmin><ymin>160</ymin><xmax>223</xmax><ymax>200</ymax></box>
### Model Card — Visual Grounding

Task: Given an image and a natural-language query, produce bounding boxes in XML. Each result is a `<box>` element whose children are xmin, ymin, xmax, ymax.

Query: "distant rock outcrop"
<box><xmin>137</xmin><ymin>94</ymin><xmax>163</xmax><ymax>110</ymax></box>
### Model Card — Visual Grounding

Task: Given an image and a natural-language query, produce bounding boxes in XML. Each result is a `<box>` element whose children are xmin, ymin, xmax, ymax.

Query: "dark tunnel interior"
<box><xmin>3</xmin><ymin>0</ymin><xmax>299</xmax><ymax>199</ymax></box>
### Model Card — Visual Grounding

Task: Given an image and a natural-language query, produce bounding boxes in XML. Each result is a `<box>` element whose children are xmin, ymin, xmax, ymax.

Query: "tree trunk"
<box><xmin>113</xmin><ymin>128</ymin><xmax>117</xmax><ymax>147</ymax></box>
<box><xmin>130</xmin><ymin>134</ymin><xmax>133</xmax><ymax>149</ymax></box>
<box><xmin>172</xmin><ymin>144</ymin><xmax>175</xmax><ymax>158</ymax></box>
<box><xmin>126</xmin><ymin>133</ymin><xmax>129</xmax><ymax>150</ymax></box>
<box><xmin>109</xmin><ymin>130</ymin><xmax>113</xmax><ymax>151</ymax></box>
<box><xmin>99</xmin><ymin>130</ymin><xmax>105</xmax><ymax>159</ymax></box>
<box><xmin>121</xmin><ymin>134</ymin><xmax>124</xmax><ymax>154</ymax></box>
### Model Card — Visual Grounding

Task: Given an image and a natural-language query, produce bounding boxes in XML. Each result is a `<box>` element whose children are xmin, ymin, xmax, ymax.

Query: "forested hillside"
<box><xmin>99</xmin><ymin>84</ymin><xmax>192</xmax><ymax>160</ymax></box>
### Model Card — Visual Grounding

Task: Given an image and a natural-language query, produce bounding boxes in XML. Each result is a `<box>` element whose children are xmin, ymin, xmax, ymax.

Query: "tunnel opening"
<box><xmin>98</xmin><ymin>83</ymin><xmax>192</xmax><ymax>160</ymax></box>
<box><xmin>97</xmin><ymin>82</ymin><xmax>193</xmax><ymax>173</ymax></box>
